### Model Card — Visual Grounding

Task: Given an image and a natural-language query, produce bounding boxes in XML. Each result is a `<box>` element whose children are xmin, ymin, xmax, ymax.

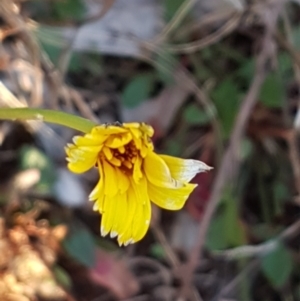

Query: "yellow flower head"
<box><xmin>66</xmin><ymin>122</ymin><xmax>212</xmax><ymax>246</ymax></box>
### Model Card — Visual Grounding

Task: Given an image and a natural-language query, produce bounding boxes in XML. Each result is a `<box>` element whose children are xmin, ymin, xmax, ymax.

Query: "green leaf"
<box><xmin>278</xmin><ymin>53</ymin><xmax>292</xmax><ymax>75</ymax></box>
<box><xmin>150</xmin><ymin>243</ymin><xmax>166</xmax><ymax>260</ymax></box>
<box><xmin>53</xmin><ymin>266</ymin><xmax>72</xmax><ymax>289</ymax></box>
<box><xmin>240</xmin><ymin>138</ymin><xmax>253</xmax><ymax>160</ymax></box>
<box><xmin>164</xmin><ymin>0</ymin><xmax>185</xmax><ymax>21</ymax></box>
<box><xmin>63</xmin><ymin>224</ymin><xmax>96</xmax><ymax>267</ymax></box>
<box><xmin>164</xmin><ymin>139</ymin><xmax>182</xmax><ymax>157</ymax></box>
<box><xmin>292</xmin><ymin>26</ymin><xmax>300</xmax><ymax>49</ymax></box>
<box><xmin>260</xmin><ymin>74</ymin><xmax>284</xmax><ymax>108</ymax></box>
<box><xmin>212</xmin><ymin>79</ymin><xmax>240</xmax><ymax>138</ymax></box>
<box><xmin>154</xmin><ymin>51</ymin><xmax>178</xmax><ymax>84</ymax></box>
<box><xmin>206</xmin><ymin>191</ymin><xmax>247</xmax><ymax>250</ymax></box>
<box><xmin>41</xmin><ymin>43</ymin><xmax>61</xmax><ymax>65</ymax></box>
<box><xmin>19</xmin><ymin>146</ymin><xmax>56</xmax><ymax>194</ymax></box>
<box><xmin>236</xmin><ymin>59</ymin><xmax>255</xmax><ymax>83</ymax></box>
<box><xmin>122</xmin><ymin>73</ymin><xmax>155</xmax><ymax>108</ymax></box>
<box><xmin>261</xmin><ymin>242</ymin><xmax>293</xmax><ymax>288</ymax></box>
<box><xmin>53</xmin><ymin>0</ymin><xmax>86</xmax><ymax>21</ymax></box>
<box><xmin>183</xmin><ymin>104</ymin><xmax>211</xmax><ymax>125</ymax></box>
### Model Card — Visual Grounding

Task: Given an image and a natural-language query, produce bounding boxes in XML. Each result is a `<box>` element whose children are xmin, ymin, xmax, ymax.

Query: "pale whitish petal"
<box><xmin>159</xmin><ymin>154</ymin><xmax>213</xmax><ymax>182</ymax></box>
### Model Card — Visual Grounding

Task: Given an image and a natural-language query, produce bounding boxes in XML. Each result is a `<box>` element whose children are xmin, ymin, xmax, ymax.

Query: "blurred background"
<box><xmin>1</xmin><ymin>0</ymin><xmax>300</xmax><ymax>300</ymax></box>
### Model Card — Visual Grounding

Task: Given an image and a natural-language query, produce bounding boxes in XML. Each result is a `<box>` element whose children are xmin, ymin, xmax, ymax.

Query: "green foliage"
<box><xmin>261</xmin><ymin>241</ymin><xmax>293</xmax><ymax>288</ymax></box>
<box><xmin>122</xmin><ymin>73</ymin><xmax>156</xmax><ymax>108</ymax></box>
<box><xmin>212</xmin><ymin>78</ymin><xmax>240</xmax><ymax>138</ymax></box>
<box><xmin>183</xmin><ymin>103</ymin><xmax>211</xmax><ymax>125</ymax></box>
<box><xmin>19</xmin><ymin>145</ymin><xmax>56</xmax><ymax>194</ymax></box>
<box><xmin>236</xmin><ymin>59</ymin><xmax>255</xmax><ymax>83</ymax></box>
<box><xmin>292</xmin><ymin>25</ymin><xmax>300</xmax><ymax>49</ymax></box>
<box><xmin>63</xmin><ymin>223</ymin><xmax>96</xmax><ymax>267</ymax></box>
<box><xmin>206</xmin><ymin>191</ymin><xmax>247</xmax><ymax>250</ymax></box>
<box><xmin>53</xmin><ymin>266</ymin><xmax>72</xmax><ymax>289</ymax></box>
<box><xmin>163</xmin><ymin>0</ymin><xmax>185</xmax><ymax>21</ymax></box>
<box><xmin>164</xmin><ymin>140</ymin><xmax>182</xmax><ymax>157</ymax></box>
<box><xmin>41</xmin><ymin>43</ymin><xmax>61</xmax><ymax>66</ymax></box>
<box><xmin>52</xmin><ymin>0</ymin><xmax>86</xmax><ymax>22</ymax></box>
<box><xmin>239</xmin><ymin>138</ymin><xmax>254</xmax><ymax>161</ymax></box>
<box><xmin>154</xmin><ymin>51</ymin><xmax>178</xmax><ymax>84</ymax></box>
<box><xmin>150</xmin><ymin>243</ymin><xmax>166</xmax><ymax>260</ymax></box>
<box><xmin>259</xmin><ymin>74</ymin><xmax>284</xmax><ymax>108</ymax></box>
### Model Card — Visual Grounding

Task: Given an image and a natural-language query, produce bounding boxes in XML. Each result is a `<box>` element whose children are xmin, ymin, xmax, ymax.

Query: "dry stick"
<box><xmin>140</xmin><ymin>53</ymin><xmax>224</xmax><ymax>165</ymax></box>
<box><xmin>163</xmin><ymin>12</ymin><xmax>242</xmax><ymax>54</ymax></box>
<box><xmin>154</xmin><ymin>0</ymin><xmax>197</xmax><ymax>43</ymax></box>
<box><xmin>214</xmin><ymin>260</ymin><xmax>260</xmax><ymax>301</ymax></box>
<box><xmin>179</xmin><ymin>2</ymin><xmax>283</xmax><ymax>300</ymax></box>
<box><xmin>213</xmin><ymin>219</ymin><xmax>300</xmax><ymax>260</ymax></box>
<box><xmin>175</xmin><ymin>9</ymin><xmax>241</xmax><ymax>40</ymax></box>
<box><xmin>214</xmin><ymin>218</ymin><xmax>300</xmax><ymax>299</ymax></box>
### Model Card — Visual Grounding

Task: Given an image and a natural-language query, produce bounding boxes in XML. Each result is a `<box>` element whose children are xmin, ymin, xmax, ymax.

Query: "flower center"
<box><xmin>101</xmin><ymin>141</ymin><xmax>139</xmax><ymax>173</ymax></box>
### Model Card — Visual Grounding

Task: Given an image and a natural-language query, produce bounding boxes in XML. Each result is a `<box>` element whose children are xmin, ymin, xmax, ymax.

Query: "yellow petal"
<box><xmin>148</xmin><ymin>182</ymin><xmax>197</xmax><ymax>210</ymax></box>
<box><xmin>89</xmin><ymin>162</ymin><xmax>105</xmax><ymax>212</ymax></box>
<box><xmin>92</xmin><ymin>125</ymin><xmax>127</xmax><ymax>136</ymax></box>
<box><xmin>110</xmin><ymin>192</ymin><xmax>128</xmax><ymax>238</ymax></box>
<box><xmin>131</xmin><ymin>178</ymin><xmax>151</xmax><ymax>242</ymax></box>
<box><xmin>102</xmin><ymin>146</ymin><xmax>113</xmax><ymax>160</ymax></box>
<box><xmin>66</xmin><ymin>145</ymin><xmax>100</xmax><ymax>173</ymax></box>
<box><xmin>159</xmin><ymin>154</ymin><xmax>213</xmax><ymax>182</ymax></box>
<box><xmin>101</xmin><ymin>195</ymin><xmax>115</xmax><ymax>236</ymax></box>
<box><xmin>102</xmin><ymin>160</ymin><xmax>118</xmax><ymax>197</ymax></box>
<box><xmin>123</xmin><ymin>122</ymin><xmax>141</xmax><ymax>129</ymax></box>
<box><xmin>104</xmin><ymin>132</ymin><xmax>132</xmax><ymax>148</ymax></box>
<box><xmin>143</xmin><ymin>151</ymin><xmax>182</xmax><ymax>188</ymax></box>
<box><xmin>115</xmin><ymin>168</ymin><xmax>130</xmax><ymax>193</ymax></box>
<box><xmin>117</xmin><ymin>184</ymin><xmax>137</xmax><ymax>246</ymax></box>
<box><xmin>73</xmin><ymin>133</ymin><xmax>107</xmax><ymax>146</ymax></box>
<box><xmin>127</xmin><ymin>128</ymin><xmax>142</xmax><ymax>149</ymax></box>
<box><xmin>133</xmin><ymin>156</ymin><xmax>143</xmax><ymax>183</ymax></box>
<box><xmin>140</xmin><ymin>123</ymin><xmax>154</xmax><ymax>137</ymax></box>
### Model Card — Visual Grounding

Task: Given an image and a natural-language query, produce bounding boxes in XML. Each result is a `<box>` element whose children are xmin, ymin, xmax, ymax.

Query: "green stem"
<box><xmin>0</xmin><ymin>108</ymin><xmax>97</xmax><ymax>133</ymax></box>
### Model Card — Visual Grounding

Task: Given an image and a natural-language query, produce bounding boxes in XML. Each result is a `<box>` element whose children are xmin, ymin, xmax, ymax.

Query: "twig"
<box><xmin>179</xmin><ymin>1</ymin><xmax>283</xmax><ymax>299</ymax></box>
<box><xmin>213</xmin><ymin>219</ymin><xmax>300</xmax><ymax>260</ymax></box>
<box><xmin>152</xmin><ymin>223</ymin><xmax>181</xmax><ymax>268</ymax></box>
<box><xmin>154</xmin><ymin>0</ymin><xmax>197</xmax><ymax>43</ymax></box>
<box><xmin>175</xmin><ymin>9</ymin><xmax>241</xmax><ymax>40</ymax></box>
<box><xmin>140</xmin><ymin>53</ymin><xmax>223</xmax><ymax>165</ymax></box>
<box><xmin>213</xmin><ymin>260</ymin><xmax>260</xmax><ymax>301</ymax></box>
<box><xmin>162</xmin><ymin>12</ymin><xmax>242</xmax><ymax>54</ymax></box>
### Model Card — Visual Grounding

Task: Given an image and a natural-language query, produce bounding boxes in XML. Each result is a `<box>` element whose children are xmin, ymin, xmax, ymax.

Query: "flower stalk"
<box><xmin>0</xmin><ymin>108</ymin><xmax>96</xmax><ymax>133</ymax></box>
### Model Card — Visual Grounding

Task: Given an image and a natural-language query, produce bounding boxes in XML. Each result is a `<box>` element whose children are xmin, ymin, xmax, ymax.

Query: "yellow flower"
<box><xmin>65</xmin><ymin>122</ymin><xmax>212</xmax><ymax>246</ymax></box>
